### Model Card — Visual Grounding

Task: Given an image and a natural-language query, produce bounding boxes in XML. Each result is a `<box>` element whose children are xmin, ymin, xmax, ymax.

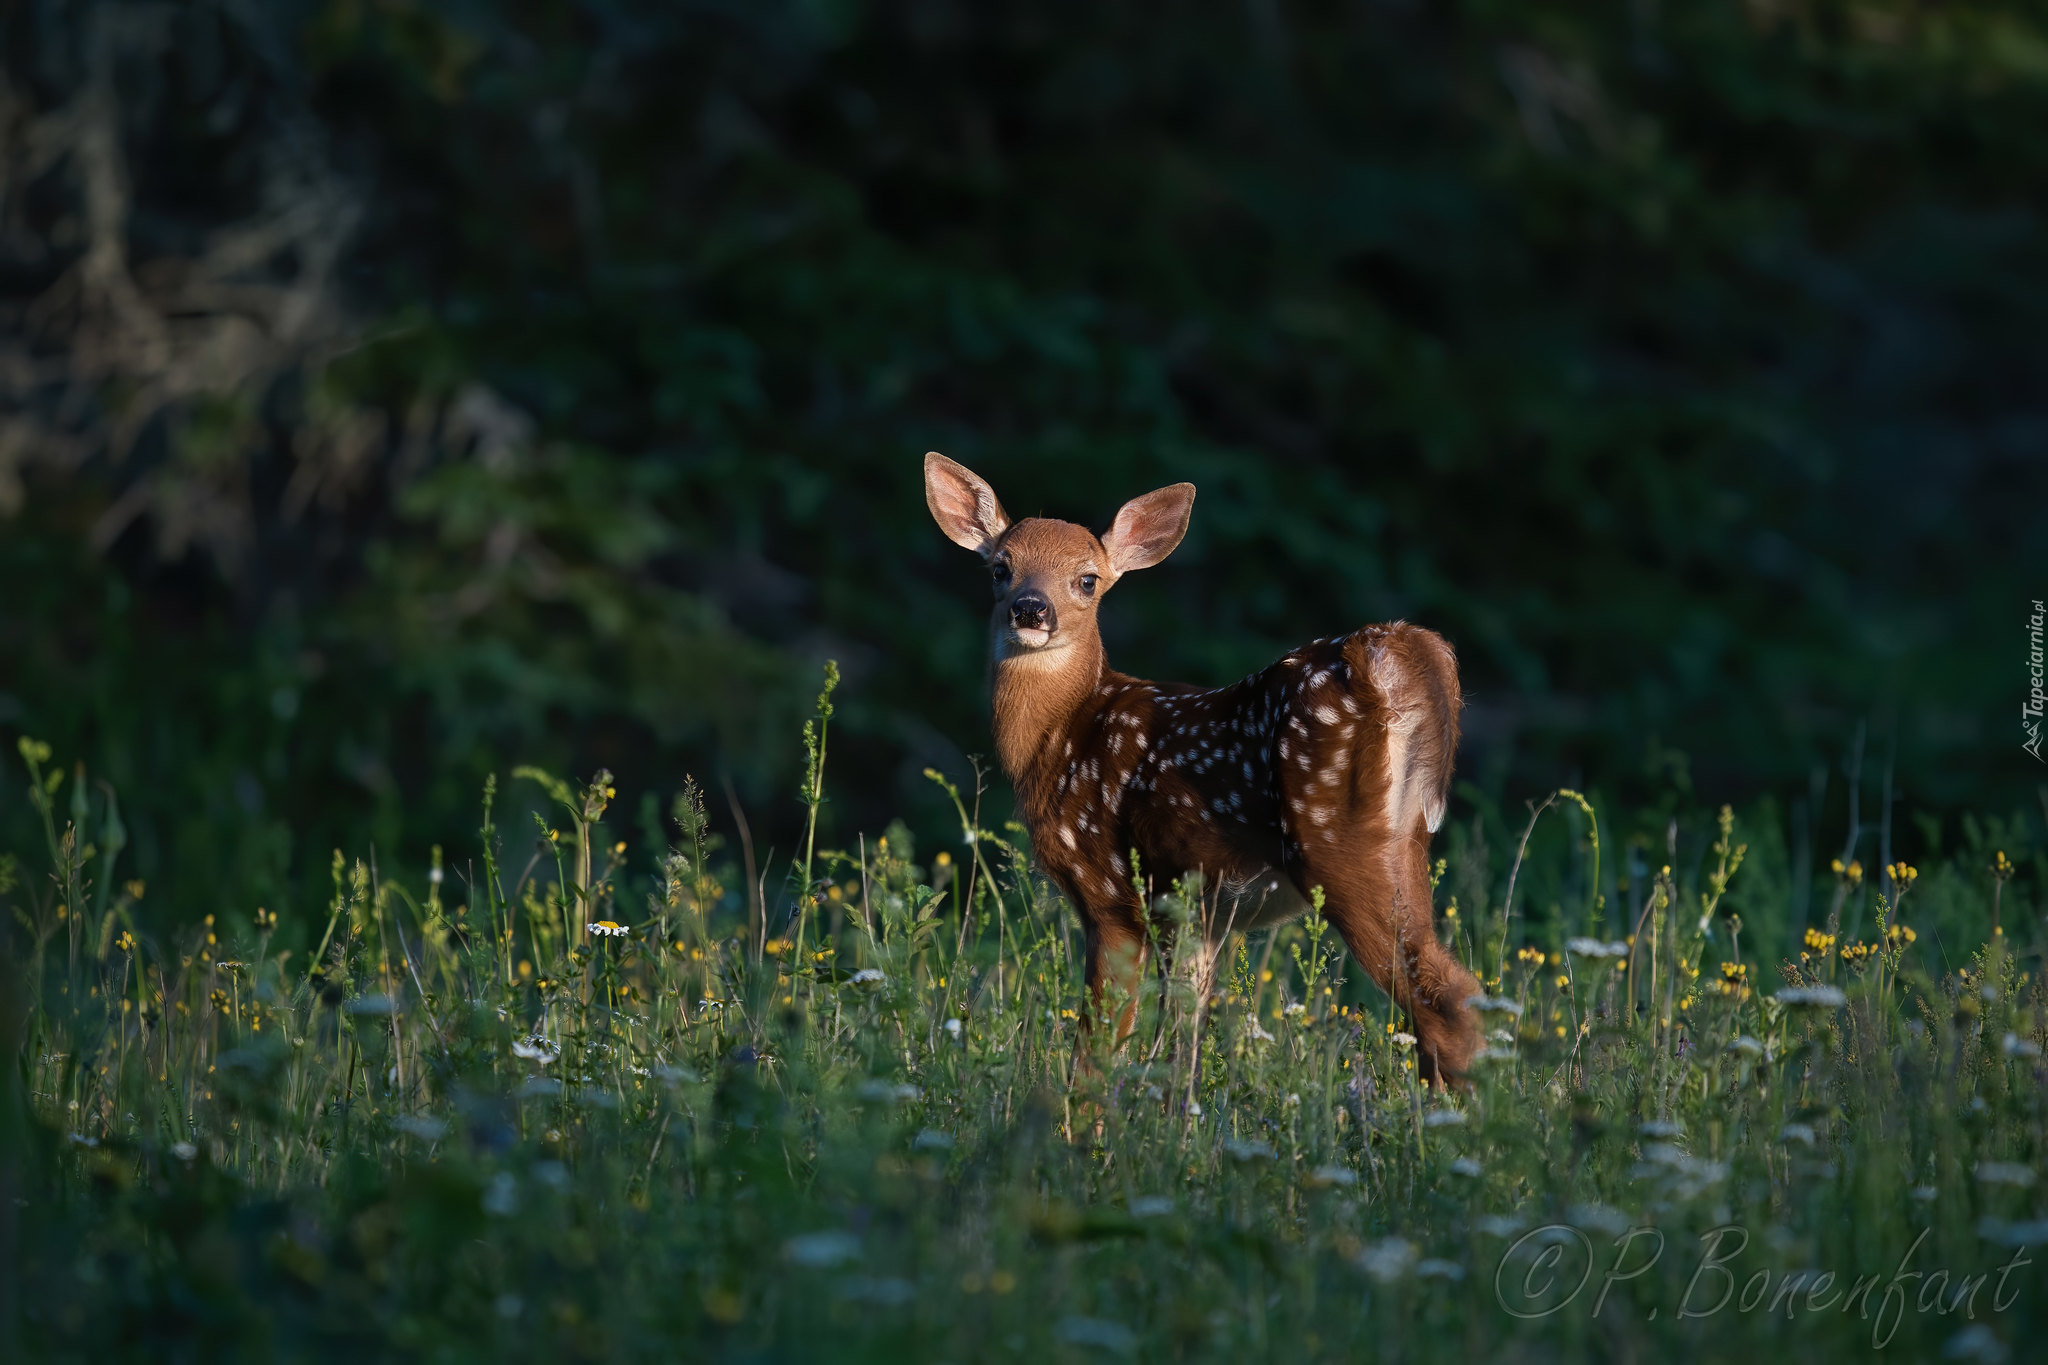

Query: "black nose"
<box><xmin>1010</xmin><ymin>593</ymin><xmax>1053</xmax><ymax>630</ymax></box>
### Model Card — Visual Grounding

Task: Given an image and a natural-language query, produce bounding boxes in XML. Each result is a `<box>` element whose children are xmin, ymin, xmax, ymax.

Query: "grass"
<box><xmin>6</xmin><ymin>689</ymin><xmax>2048</xmax><ymax>1363</ymax></box>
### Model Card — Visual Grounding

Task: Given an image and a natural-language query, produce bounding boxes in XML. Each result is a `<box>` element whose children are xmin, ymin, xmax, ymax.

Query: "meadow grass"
<box><xmin>6</xmin><ymin>691</ymin><xmax>2048</xmax><ymax>1363</ymax></box>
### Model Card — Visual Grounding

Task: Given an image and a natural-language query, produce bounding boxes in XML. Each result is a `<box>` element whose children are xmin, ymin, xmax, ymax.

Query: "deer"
<box><xmin>924</xmin><ymin>452</ymin><xmax>1483</xmax><ymax>1086</ymax></box>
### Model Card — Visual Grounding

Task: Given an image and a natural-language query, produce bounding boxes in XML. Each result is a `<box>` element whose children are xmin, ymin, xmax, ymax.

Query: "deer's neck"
<box><xmin>989</xmin><ymin>632</ymin><xmax>1108</xmax><ymax>796</ymax></box>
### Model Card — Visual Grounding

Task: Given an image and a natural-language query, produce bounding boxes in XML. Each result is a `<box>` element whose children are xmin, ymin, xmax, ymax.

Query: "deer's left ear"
<box><xmin>1102</xmin><ymin>483</ymin><xmax>1195</xmax><ymax>576</ymax></box>
<box><xmin>925</xmin><ymin>452</ymin><xmax>1012</xmax><ymax>556</ymax></box>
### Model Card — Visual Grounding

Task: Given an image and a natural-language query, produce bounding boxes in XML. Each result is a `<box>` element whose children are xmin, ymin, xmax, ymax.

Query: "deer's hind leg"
<box><xmin>1285</xmin><ymin>833</ymin><xmax>1481</xmax><ymax>1086</ymax></box>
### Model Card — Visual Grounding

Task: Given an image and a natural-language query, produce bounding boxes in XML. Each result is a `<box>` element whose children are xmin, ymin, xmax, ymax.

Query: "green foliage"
<box><xmin>7</xmin><ymin>721</ymin><xmax>2048</xmax><ymax>1361</ymax></box>
<box><xmin>4</xmin><ymin>11</ymin><xmax>2046</xmax><ymax>1348</ymax></box>
<box><xmin>3</xmin><ymin>1</ymin><xmax>2045</xmax><ymax>941</ymax></box>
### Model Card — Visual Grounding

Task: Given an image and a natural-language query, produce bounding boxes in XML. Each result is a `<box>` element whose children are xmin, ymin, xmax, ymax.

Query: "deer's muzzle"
<box><xmin>1009</xmin><ymin>592</ymin><xmax>1055</xmax><ymax>646</ymax></box>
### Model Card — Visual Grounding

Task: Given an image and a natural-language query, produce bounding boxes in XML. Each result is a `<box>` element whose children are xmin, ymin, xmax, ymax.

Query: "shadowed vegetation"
<box><xmin>3</xmin><ymin>1</ymin><xmax>2045</xmax><ymax>929</ymax></box>
<box><xmin>7</xmin><ymin>699</ymin><xmax>2048</xmax><ymax>1360</ymax></box>
<box><xmin>3</xmin><ymin>3</ymin><xmax>2045</xmax><ymax>1359</ymax></box>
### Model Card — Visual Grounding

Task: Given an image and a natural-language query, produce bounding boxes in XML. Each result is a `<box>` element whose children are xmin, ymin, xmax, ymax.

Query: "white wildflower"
<box><xmin>1975</xmin><ymin>1162</ymin><xmax>2037</xmax><ymax>1188</ymax></box>
<box><xmin>856</xmin><ymin>1079</ymin><xmax>921</xmax><ymax>1103</ymax></box>
<box><xmin>1977</xmin><ymin>1216</ymin><xmax>2048</xmax><ymax>1246</ymax></box>
<box><xmin>1775</xmin><ymin>985</ymin><xmax>1847</xmax><ymax>1009</ymax></box>
<box><xmin>512</xmin><ymin>1036</ymin><xmax>560</xmax><ymax>1065</ymax></box>
<box><xmin>1056</xmin><ymin>1318</ymin><xmax>1136</xmax><ymax>1354</ymax></box>
<box><xmin>1568</xmin><ymin>1204</ymin><xmax>1632</xmax><ymax>1236</ymax></box>
<box><xmin>1355</xmin><ymin>1236</ymin><xmax>1417</xmax><ymax>1283</ymax></box>
<box><xmin>482</xmin><ymin>1172</ymin><xmax>519</xmax><ymax>1217</ymax></box>
<box><xmin>784</xmin><ymin>1230</ymin><xmax>860</xmax><ymax>1268</ymax></box>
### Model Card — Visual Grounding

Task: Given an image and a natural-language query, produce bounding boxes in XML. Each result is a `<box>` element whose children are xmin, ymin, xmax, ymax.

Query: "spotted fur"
<box><xmin>925</xmin><ymin>453</ymin><xmax>1481</xmax><ymax>1084</ymax></box>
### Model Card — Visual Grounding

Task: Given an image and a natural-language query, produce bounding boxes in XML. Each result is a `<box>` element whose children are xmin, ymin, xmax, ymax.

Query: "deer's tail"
<box><xmin>1344</xmin><ymin>623</ymin><xmax>1462</xmax><ymax>836</ymax></box>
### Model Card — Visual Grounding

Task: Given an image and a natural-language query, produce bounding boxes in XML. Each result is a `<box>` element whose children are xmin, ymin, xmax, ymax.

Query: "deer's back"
<box><xmin>1025</xmin><ymin>621</ymin><xmax>1460</xmax><ymax>926</ymax></box>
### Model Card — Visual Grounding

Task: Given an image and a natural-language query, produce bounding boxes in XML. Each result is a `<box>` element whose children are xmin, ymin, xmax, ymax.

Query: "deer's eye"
<box><xmin>1077</xmin><ymin>574</ymin><xmax>1098</xmax><ymax>597</ymax></box>
<box><xmin>990</xmin><ymin>560</ymin><xmax>1011</xmax><ymax>587</ymax></box>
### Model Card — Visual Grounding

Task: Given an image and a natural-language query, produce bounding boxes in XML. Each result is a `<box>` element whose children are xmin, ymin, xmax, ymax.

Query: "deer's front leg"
<box><xmin>1077</xmin><ymin>900</ymin><xmax>1149</xmax><ymax>1061</ymax></box>
<box><xmin>1064</xmin><ymin>900</ymin><xmax>1148</xmax><ymax>1143</ymax></box>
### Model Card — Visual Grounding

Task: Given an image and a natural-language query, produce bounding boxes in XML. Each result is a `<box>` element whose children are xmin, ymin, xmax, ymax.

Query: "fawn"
<box><xmin>925</xmin><ymin>453</ymin><xmax>1482</xmax><ymax>1084</ymax></box>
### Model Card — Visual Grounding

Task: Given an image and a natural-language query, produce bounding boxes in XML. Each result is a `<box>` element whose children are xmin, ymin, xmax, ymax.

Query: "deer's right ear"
<box><xmin>924</xmin><ymin>452</ymin><xmax>1012</xmax><ymax>556</ymax></box>
<box><xmin>1102</xmin><ymin>482</ymin><xmax>1195</xmax><ymax>577</ymax></box>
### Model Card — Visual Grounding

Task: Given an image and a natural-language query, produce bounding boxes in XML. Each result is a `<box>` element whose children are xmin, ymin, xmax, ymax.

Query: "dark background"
<box><xmin>2</xmin><ymin>1</ymin><xmax>2044</xmax><ymax>928</ymax></box>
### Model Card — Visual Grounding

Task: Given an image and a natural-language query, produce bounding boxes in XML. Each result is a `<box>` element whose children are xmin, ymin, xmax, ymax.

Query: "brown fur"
<box><xmin>924</xmin><ymin>453</ymin><xmax>1482</xmax><ymax>1084</ymax></box>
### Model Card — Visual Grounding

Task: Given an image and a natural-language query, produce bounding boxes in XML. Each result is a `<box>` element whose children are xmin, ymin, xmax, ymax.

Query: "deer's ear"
<box><xmin>925</xmin><ymin>452</ymin><xmax>1011</xmax><ymax>555</ymax></box>
<box><xmin>1102</xmin><ymin>483</ymin><xmax>1195</xmax><ymax>576</ymax></box>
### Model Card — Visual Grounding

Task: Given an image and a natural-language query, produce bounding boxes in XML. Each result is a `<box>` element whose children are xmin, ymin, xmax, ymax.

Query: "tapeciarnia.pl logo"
<box><xmin>2028</xmin><ymin>598</ymin><xmax>2045</xmax><ymax>762</ymax></box>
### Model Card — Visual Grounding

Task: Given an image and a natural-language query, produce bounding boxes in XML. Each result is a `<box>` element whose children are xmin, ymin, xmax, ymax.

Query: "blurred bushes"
<box><xmin>2</xmin><ymin>1</ymin><xmax>2044</xmax><ymax>923</ymax></box>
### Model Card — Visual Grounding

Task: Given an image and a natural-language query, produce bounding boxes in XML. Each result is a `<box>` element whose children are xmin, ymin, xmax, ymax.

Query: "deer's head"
<box><xmin>925</xmin><ymin>453</ymin><xmax>1195</xmax><ymax>666</ymax></box>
